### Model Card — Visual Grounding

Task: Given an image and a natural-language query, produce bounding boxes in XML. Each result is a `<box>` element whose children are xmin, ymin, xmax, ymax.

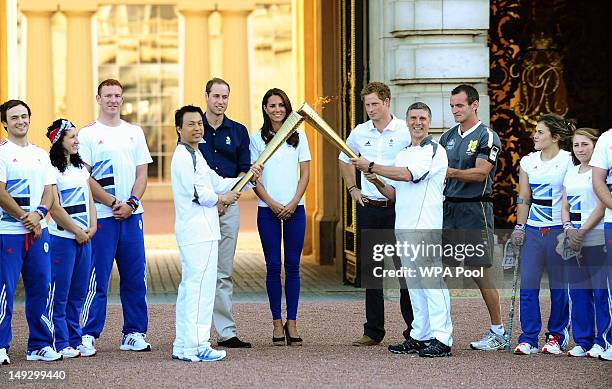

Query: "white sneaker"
<box><xmin>78</xmin><ymin>334</ymin><xmax>97</xmax><ymax>357</ymax></box>
<box><xmin>196</xmin><ymin>347</ymin><xmax>226</xmax><ymax>362</ymax></box>
<box><xmin>179</xmin><ymin>347</ymin><xmax>226</xmax><ymax>362</ymax></box>
<box><xmin>514</xmin><ymin>342</ymin><xmax>538</xmax><ymax>355</ymax></box>
<box><xmin>59</xmin><ymin>346</ymin><xmax>80</xmax><ymax>358</ymax></box>
<box><xmin>0</xmin><ymin>348</ymin><xmax>10</xmax><ymax>365</ymax></box>
<box><xmin>26</xmin><ymin>346</ymin><xmax>63</xmax><ymax>361</ymax></box>
<box><xmin>567</xmin><ymin>345</ymin><xmax>587</xmax><ymax>357</ymax></box>
<box><xmin>469</xmin><ymin>330</ymin><xmax>509</xmax><ymax>351</ymax></box>
<box><xmin>586</xmin><ymin>344</ymin><xmax>604</xmax><ymax>358</ymax></box>
<box><xmin>541</xmin><ymin>335</ymin><xmax>563</xmax><ymax>355</ymax></box>
<box><xmin>599</xmin><ymin>347</ymin><xmax>612</xmax><ymax>361</ymax></box>
<box><xmin>120</xmin><ymin>332</ymin><xmax>151</xmax><ymax>352</ymax></box>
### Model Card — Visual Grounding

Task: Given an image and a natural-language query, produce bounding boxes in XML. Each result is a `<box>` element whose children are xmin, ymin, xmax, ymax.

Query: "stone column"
<box><xmin>64</xmin><ymin>9</ymin><xmax>96</xmax><ymax>129</ymax></box>
<box><xmin>0</xmin><ymin>0</ymin><xmax>8</xmax><ymax>105</ymax></box>
<box><xmin>22</xmin><ymin>8</ymin><xmax>55</xmax><ymax>148</ymax></box>
<box><xmin>370</xmin><ymin>0</ymin><xmax>491</xmax><ymax>133</ymax></box>
<box><xmin>220</xmin><ymin>2</ymin><xmax>254</xmax><ymax>129</ymax></box>
<box><xmin>178</xmin><ymin>3</ymin><xmax>215</xmax><ymax>106</ymax></box>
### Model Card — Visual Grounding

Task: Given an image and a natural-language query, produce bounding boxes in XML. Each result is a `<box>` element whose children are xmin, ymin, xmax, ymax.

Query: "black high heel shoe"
<box><xmin>284</xmin><ymin>322</ymin><xmax>303</xmax><ymax>346</ymax></box>
<box><xmin>272</xmin><ymin>329</ymin><xmax>286</xmax><ymax>346</ymax></box>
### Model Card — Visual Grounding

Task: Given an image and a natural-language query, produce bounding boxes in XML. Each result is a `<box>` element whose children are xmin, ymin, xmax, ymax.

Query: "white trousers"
<box><xmin>397</xmin><ymin>230</ymin><xmax>453</xmax><ymax>346</ymax></box>
<box><xmin>173</xmin><ymin>241</ymin><xmax>218</xmax><ymax>356</ymax></box>
<box><xmin>407</xmin><ymin>287</ymin><xmax>453</xmax><ymax>347</ymax></box>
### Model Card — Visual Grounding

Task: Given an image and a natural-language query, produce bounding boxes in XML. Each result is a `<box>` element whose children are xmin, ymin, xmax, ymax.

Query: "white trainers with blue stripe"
<box><xmin>195</xmin><ymin>347</ymin><xmax>226</xmax><ymax>362</ymax></box>
<box><xmin>120</xmin><ymin>332</ymin><xmax>152</xmax><ymax>352</ymax></box>
<box><xmin>179</xmin><ymin>347</ymin><xmax>226</xmax><ymax>362</ymax></box>
<box><xmin>26</xmin><ymin>346</ymin><xmax>63</xmax><ymax>361</ymax></box>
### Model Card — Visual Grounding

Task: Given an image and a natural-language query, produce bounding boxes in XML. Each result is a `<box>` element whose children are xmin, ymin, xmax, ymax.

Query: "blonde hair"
<box><xmin>571</xmin><ymin>127</ymin><xmax>600</xmax><ymax>165</ymax></box>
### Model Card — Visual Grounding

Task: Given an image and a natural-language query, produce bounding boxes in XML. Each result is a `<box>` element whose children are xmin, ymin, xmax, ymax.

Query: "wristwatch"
<box><xmin>367</xmin><ymin>161</ymin><xmax>375</xmax><ymax>174</ymax></box>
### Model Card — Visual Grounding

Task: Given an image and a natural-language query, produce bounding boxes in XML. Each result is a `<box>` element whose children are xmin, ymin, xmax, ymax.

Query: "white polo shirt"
<box><xmin>338</xmin><ymin>115</ymin><xmax>411</xmax><ymax>200</ymax></box>
<box><xmin>392</xmin><ymin>136</ymin><xmax>448</xmax><ymax>230</ymax></box>
<box><xmin>589</xmin><ymin>129</ymin><xmax>612</xmax><ymax>223</ymax></box>
<box><xmin>171</xmin><ymin>143</ymin><xmax>243</xmax><ymax>246</ymax></box>
<box><xmin>250</xmin><ymin>130</ymin><xmax>311</xmax><ymax>207</ymax></box>
<box><xmin>0</xmin><ymin>140</ymin><xmax>55</xmax><ymax>234</ymax></box>
<box><xmin>49</xmin><ymin>165</ymin><xmax>91</xmax><ymax>239</ymax></box>
<box><xmin>78</xmin><ymin>120</ymin><xmax>153</xmax><ymax>219</ymax></box>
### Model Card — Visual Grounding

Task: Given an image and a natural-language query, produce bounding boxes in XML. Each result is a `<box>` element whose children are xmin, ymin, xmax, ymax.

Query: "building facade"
<box><xmin>2</xmin><ymin>0</ymin><xmax>609</xmax><ymax>283</ymax></box>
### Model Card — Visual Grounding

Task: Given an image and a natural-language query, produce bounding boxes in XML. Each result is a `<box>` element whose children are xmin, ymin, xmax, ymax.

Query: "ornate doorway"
<box><xmin>489</xmin><ymin>0</ymin><xmax>612</xmax><ymax>227</ymax></box>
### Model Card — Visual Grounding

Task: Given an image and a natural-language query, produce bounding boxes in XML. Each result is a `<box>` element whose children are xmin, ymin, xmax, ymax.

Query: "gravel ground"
<box><xmin>3</xmin><ymin>299</ymin><xmax>610</xmax><ymax>388</ymax></box>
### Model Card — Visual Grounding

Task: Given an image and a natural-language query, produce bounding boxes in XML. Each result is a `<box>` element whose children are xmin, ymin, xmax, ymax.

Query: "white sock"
<box><xmin>490</xmin><ymin>324</ymin><xmax>505</xmax><ymax>336</ymax></box>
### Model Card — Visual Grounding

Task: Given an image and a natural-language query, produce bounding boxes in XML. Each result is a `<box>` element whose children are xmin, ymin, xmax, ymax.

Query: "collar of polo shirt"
<box><xmin>409</xmin><ymin>134</ymin><xmax>434</xmax><ymax>148</ymax></box>
<box><xmin>367</xmin><ymin>114</ymin><xmax>401</xmax><ymax>133</ymax></box>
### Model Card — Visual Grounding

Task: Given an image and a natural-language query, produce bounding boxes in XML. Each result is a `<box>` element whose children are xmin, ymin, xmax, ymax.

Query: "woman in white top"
<box><xmin>561</xmin><ymin>128</ymin><xmax>609</xmax><ymax>358</ymax></box>
<box><xmin>250</xmin><ymin>88</ymin><xmax>311</xmax><ymax>346</ymax></box>
<box><xmin>512</xmin><ymin>113</ymin><xmax>575</xmax><ymax>355</ymax></box>
<box><xmin>46</xmin><ymin>119</ymin><xmax>97</xmax><ymax>358</ymax></box>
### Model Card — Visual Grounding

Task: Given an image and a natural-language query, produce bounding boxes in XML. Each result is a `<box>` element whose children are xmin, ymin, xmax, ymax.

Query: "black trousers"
<box><xmin>357</xmin><ymin>203</ymin><xmax>414</xmax><ymax>342</ymax></box>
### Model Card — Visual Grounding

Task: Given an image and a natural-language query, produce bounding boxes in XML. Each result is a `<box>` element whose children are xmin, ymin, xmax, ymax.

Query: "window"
<box><xmin>96</xmin><ymin>4</ymin><xmax>179</xmax><ymax>182</ymax></box>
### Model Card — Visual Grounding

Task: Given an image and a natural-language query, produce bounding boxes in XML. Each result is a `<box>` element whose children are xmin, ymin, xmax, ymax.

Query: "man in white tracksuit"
<box><xmin>352</xmin><ymin>102</ymin><xmax>452</xmax><ymax>357</ymax></box>
<box><xmin>170</xmin><ymin>105</ymin><xmax>261</xmax><ymax>362</ymax></box>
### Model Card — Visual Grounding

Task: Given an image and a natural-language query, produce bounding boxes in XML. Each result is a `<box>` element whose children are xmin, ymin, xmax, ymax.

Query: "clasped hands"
<box><xmin>268</xmin><ymin>199</ymin><xmax>298</xmax><ymax>221</ymax></box>
<box><xmin>20</xmin><ymin>211</ymin><xmax>43</xmax><ymax>240</ymax></box>
<box><xmin>20</xmin><ymin>211</ymin><xmax>96</xmax><ymax>244</ymax></box>
<box><xmin>564</xmin><ymin>227</ymin><xmax>584</xmax><ymax>251</ymax></box>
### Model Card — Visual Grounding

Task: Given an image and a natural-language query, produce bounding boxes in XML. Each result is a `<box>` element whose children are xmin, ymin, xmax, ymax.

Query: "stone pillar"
<box><xmin>370</xmin><ymin>0</ymin><xmax>491</xmax><ymax>133</ymax></box>
<box><xmin>0</xmin><ymin>0</ymin><xmax>8</xmax><ymax>105</ymax></box>
<box><xmin>23</xmin><ymin>9</ymin><xmax>55</xmax><ymax>148</ymax></box>
<box><xmin>178</xmin><ymin>3</ymin><xmax>215</xmax><ymax>106</ymax></box>
<box><xmin>220</xmin><ymin>2</ymin><xmax>254</xmax><ymax>129</ymax></box>
<box><xmin>64</xmin><ymin>9</ymin><xmax>96</xmax><ymax>129</ymax></box>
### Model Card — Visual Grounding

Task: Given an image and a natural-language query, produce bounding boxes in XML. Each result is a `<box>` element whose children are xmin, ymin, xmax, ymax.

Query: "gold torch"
<box><xmin>231</xmin><ymin>102</ymin><xmax>384</xmax><ymax>192</ymax></box>
<box><xmin>297</xmin><ymin>103</ymin><xmax>385</xmax><ymax>187</ymax></box>
<box><xmin>231</xmin><ymin>111</ymin><xmax>305</xmax><ymax>192</ymax></box>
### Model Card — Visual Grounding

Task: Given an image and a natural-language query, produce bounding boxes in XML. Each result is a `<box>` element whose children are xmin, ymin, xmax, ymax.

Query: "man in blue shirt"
<box><xmin>198</xmin><ymin>78</ymin><xmax>252</xmax><ymax>348</ymax></box>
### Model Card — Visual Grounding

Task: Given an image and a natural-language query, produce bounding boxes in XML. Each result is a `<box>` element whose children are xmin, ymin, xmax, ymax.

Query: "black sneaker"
<box><xmin>418</xmin><ymin>339</ymin><xmax>451</xmax><ymax>358</ymax></box>
<box><xmin>388</xmin><ymin>337</ymin><xmax>428</xmax><ymax>354</ymax></box>
<box><xmin>217</xmin><ymin>337</ymin><xmax>252</xmax><ymax>348</ymax></box>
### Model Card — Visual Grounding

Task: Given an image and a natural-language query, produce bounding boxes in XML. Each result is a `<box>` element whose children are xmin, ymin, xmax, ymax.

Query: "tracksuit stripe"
<box><xmin>82</xmin><ymin>269</ymin><xmax>97</xmax><ymax>326</ymax></box>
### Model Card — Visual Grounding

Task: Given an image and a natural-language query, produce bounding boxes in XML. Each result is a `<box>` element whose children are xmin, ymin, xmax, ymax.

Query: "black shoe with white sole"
<box><xmin>388</xmin><ymin>337</ymin><xmax>429</xmax><ymax>354</ymax></box>
<box><xmin>418</xmin><ymin>339</ymin><xmax>451</xmax><ymax>358</ymax></box>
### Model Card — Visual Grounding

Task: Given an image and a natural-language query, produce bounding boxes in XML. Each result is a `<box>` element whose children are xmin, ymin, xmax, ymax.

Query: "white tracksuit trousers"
<box><xmin>401</xmin><ymin>253</ymin><xmax>453</xmax><ymax>347</ymax></box>
<box><xmin>173</xmin><ymin>241</ymin><xmax>218</xmax><ymax>357</ymax></box>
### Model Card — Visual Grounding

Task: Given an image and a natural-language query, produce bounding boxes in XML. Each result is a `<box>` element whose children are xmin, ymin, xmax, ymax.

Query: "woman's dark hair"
<box><xmin>47</xmin><ymin>119</ymin><xmax>84</xmax><ymax>173</ymax></box>
<box><xmin>537</xmin><ymin>113</ymin><xmax>575</xmax><ymax>151</ymax></box>
<box><xmin>260</xmin><ymin>88</ymin><xmax>299</xmax><ymax>148</ymax></box>
<box><xmin>570</xmin><ymin>127</ymin><xmax>600</xmax><ymax>166</ymax></box>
